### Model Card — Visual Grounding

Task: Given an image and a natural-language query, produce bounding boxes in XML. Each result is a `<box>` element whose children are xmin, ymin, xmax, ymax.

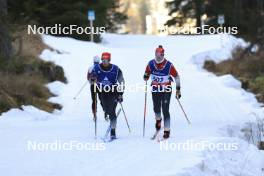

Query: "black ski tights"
<box><xmin>152</xmin><ymin>92</ymin><xmax>172</xmax><ymax>130</ymax></box>
<box><xmin>99</xmin><ymin>92</ymin><xmax>118</xmax><ymax>129</ymax></box>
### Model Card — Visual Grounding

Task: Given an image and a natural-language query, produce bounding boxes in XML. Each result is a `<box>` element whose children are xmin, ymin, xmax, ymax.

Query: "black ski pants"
<box><xmin>152</xmin><ymin>91</ymin><xmax>172</xmax><ymax>130</ymax></box>
<box><xmin>98</xmin><ymin>91</ymin><xmax>118</xmax><ymax>129</ymax></box>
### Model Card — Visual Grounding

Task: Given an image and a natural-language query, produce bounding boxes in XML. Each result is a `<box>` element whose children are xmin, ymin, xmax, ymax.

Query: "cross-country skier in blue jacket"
<box><xmin>91</xmin><ymin>52</ymin><xmax>125</xmax><ymax>140</ymax></box>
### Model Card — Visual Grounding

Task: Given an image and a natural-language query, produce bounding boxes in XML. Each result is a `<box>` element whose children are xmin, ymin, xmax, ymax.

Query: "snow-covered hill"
<box><xmin>0</xmin><ymin>34</ymin><xmax>263</xmax><ymax>176</ymax></box>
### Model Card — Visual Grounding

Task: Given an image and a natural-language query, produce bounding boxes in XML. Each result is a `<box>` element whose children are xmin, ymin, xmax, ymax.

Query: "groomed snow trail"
<box><xmin>0</xmin><ymin>34</ymin><xmax>263</xmax><ymax>176</ymax></box>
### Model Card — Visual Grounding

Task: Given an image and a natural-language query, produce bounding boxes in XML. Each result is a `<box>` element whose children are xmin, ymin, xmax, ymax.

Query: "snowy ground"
<box><xmin>0</xmin><ymin>34</ymin><xmax>264</xmax><ymax>176</ymax></box>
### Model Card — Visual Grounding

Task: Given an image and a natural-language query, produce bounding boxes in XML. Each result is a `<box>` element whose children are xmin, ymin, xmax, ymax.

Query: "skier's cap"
<box><xmin>155</xmin><ymin>47</ymin><xmax>164</xmax><ymax>54</ymax></box>
<box><xmin>93</xmin><ymin>55</ymin><xmax>100</xmax><ymax>63</ymax></box>
<box><xmin>101</xmin><ymin>52</ymin><xmax>111</xmax><ymax>61</ymax></box>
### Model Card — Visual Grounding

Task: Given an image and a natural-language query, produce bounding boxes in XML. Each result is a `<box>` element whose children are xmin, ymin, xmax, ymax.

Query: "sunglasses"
<box><xmin>102</xmin><ymin>59</ymin><xmax>110</xmax><ymax>63</ymax></box>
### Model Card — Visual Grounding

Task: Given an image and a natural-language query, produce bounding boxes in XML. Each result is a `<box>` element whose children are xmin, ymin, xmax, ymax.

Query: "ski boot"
<box><xmin>163</xmin><ymin>130</ymin><xmax>170</xmax><ymax>139</ymax></box>
<box><xmin>155</xmin><ymin>119</ymin><xmax>162</xmax><ymax>131</ymax></box>
<box><xmin>110</xmin><ymin>128</ymin><xmax>116</xmax><ymax>140</ymax></box>
<box><xmin>151</xmin><ymin>120</ymin><xmax>163</xmax><ymax>140</ymax></box>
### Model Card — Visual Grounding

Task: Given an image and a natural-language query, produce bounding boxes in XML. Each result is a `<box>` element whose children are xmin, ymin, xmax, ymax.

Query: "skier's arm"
<box><xmin>170</xmin><ymin>64</ymin><xmax>181</xmax><ymax>99</ymax></box>
<box><xmin>175</xmin><ymin>75</ymin><xmax>181</xmax><ymax>90</ymax></box>
<box><xmin>170</xmin><ymin>65</ymin><xmax>181</xmax><ymax>90</ymax></box>
<box><xmin>88</xmin><ymin>66</ymin><xmax>97</xmax><ymax>83</ymax></box>
<box><xmin>87</xmin><ymin>66</ymin><xmax>93</xmax><ymax>81</ymax></box>
<box><xmin>117</xmin><ymin>69</ymin><xmax>125</xmax><ymax>85</ymax></box>
<box><xmin>143</xmin><ymin>64</ymin><xmax>151</xmax><ymax>81</ymax></box>
<box><xmin>117</xmin><ymin>69</ymin><xmax>125</xmax><ymax>96</ymax></box>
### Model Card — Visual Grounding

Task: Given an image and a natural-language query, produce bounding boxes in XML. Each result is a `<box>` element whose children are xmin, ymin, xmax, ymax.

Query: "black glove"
<box><xmin>176</xmin><ymin>90</ymin><xmax>181</xmax><ymax>99</ymax></box>
<box><xmin>90</xmin><ymin>74</ymin><xmax>97</xmax><ymax>83</ymax></box>
<box><xmin>143</xmin><ymin>73</ymin><xmax>149</xmax><ymax>81</ymax></box>
<box><xmin>117</xmin><ymin>95</ymin><xmax>123</xmax><ymax>103</ymax></box>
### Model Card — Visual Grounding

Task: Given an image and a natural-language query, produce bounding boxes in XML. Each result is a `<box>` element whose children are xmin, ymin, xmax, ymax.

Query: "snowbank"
<box><xmin>188</xmin><ymin>34</ymin><xmax>264</xmax><ymax>176</ymax></box>
<box><xmin>191</xmin><ymin>34</ymin><xmax>248</xmax><ymax>67</ymax></box>
<box><xmin>179</xmin><ymin>138</ymin><xmax>264</xmax><ymax>176</ymax></box>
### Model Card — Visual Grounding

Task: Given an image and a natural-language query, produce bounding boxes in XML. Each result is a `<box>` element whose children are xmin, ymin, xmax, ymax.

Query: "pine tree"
<box><xmin>0</xmin><ymin>0</ymin><xmax>13</xmax><ymax>59</ymax></box>
<box><xmin>7</xmin><ymin>0</ymin><xmax>127</xmax><ymax>42</ymax></box>
<box><xmin>166</xmin><ymin>0</ymin><xmax>204</xmax><ymax>27</ymax></box>
<box><xmin>203</xmin><ymin>0</ymin><xmax>264</xmax><ymax>41</ymax></box>
<box><xmin>166</xmin><ymin>0</ymin><xmax>264</xmax><ymax>41</ymax></box>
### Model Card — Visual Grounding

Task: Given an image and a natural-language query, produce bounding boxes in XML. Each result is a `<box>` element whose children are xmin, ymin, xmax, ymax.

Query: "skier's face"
<box><xmin>102</xmin><ymin>59</ymin><xmax>110</xmax><ymax>67</ymax></box>
<box><xmin>155</xmin><ymin>52</ymin><xmax>164</xmax><ymax>62</ymax></box>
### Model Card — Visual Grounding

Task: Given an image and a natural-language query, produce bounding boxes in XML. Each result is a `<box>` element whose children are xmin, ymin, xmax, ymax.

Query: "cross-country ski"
<box><xmin>101</xmin><ymin>108</ymin><xmax>122</xmax><ymax>142</ymax></box>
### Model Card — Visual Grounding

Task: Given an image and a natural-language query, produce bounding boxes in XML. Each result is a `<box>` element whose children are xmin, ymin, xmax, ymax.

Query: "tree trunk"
<box><xmin>195</xmin><ymin>0</ymin><xmax>202</xmax><ymax>27</ymax></box>
<box><xmin>0</xmin><ymin>0</ymin><xmax>13</xmax><ymax>59</ymax></box>
<box><xmin>0</xmin><ymin>0</ymin><xmax>7</xmax><ymax>15</ymax></box>
<box><xmin>195</xmin><ymin>0</ymin><xmax>202</xmax><ymax>33</ymax></box>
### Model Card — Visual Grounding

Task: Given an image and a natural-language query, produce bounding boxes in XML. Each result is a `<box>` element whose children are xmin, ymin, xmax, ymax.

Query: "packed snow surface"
<box><xmin>0</xmin><ymin>33</ymin><xmax>263</xmax><ymax>176</ymax></box>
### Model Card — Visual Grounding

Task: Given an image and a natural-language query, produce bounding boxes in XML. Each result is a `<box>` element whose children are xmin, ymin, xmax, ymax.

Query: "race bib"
<box><xmin>151</xmin><ymin>75</ymin><xmax>170</xmax><ymax>84</ymax></box>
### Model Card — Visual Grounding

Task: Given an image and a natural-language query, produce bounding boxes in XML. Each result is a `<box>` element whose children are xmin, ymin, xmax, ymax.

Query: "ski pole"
<box><xmin>94</xmin><ymin>86</ymin><xmax>97</xmax><ymax>139</ymax></box>
<box><xmin>119</xmin><ymin>102</ymin><xmax>131</xmax><ymax>133</ymax></box>
<box><xmin>73</xmin><ymin>81</ymin><xmax>88</xmax><ymax>100</ymax></box>
<box><xmin>143</xmin><ymin>81</ymin><xmax>147</xmax><ymax>137</ymax></box>
<box><xmin>176</xmin><ymin>98</ymin><xmax>191</xmax><ymax>125</ymax></box>
<box><xmin>94</xmin><ymin>114</ymin><xmax>97</xmax><ymax>139</ymax></box>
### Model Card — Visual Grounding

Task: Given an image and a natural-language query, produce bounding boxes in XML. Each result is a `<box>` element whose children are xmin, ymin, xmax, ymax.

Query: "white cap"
<box><xmin>93</xmin><ymin>55</ymin><xmax>100</xmax><ymax>63</ymax></box>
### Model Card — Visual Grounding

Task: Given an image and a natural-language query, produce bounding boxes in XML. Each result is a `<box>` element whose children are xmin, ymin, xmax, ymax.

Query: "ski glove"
<box><xmin>176</xmin><ymin>90</ymin><xmax>181</xmax><ymax>99</ymax></box>
<box><xmin>117</xmin><ymin>95</ymin><xmax>123</xmax><ymax>103</ymax></box>
<box><xmin>143</xmin><ymin>73</ymin><xmax>150</xmax><ymax>81</ymax></box>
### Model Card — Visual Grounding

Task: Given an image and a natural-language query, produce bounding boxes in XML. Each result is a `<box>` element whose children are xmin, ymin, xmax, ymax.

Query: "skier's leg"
<box><xmin>97</xmin><ymin>88</ymin><xmax>108</xmax><ymax>120</ymax></box>
<box><xmin>109</xmin><ymin>111</ymin><xmax>117</xmax><ymax>130</ymax></box>
<box><xmin>108</xmin><ymin>95</ymin><xmax>118</xmax><ymax>129</ymax></box>
<box><xmin>162</xmin><ymin>92</ymin><xmax>172</xmax><ymax>138</ymax></box>
<box><xmin>152</xmin><ymin>92</ymin><xmax>162</xmax><ymax>130</ymax></box>
<box><xmin>152</xmin><ymin>92</ymin><xmax>162</xmax><ymax>119</ymax></box>
<box><xmin>110</xmin><ymin>113</ymin><xmax>117</xmax><ymax>137</ymax></box>
<box><xmin>99</xmin><ymin>92</ymin><xmax>108</xmax><ymax>115</ymax></box>
<box><xmin>97</xmin><ymin>91</ymin><xmax>102</xmax><ymax>107</ymax></box>
<box><xmin>101</xmin><ymin>92</ymin><xmax>117</xmax><ymax>137</ymax></box>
